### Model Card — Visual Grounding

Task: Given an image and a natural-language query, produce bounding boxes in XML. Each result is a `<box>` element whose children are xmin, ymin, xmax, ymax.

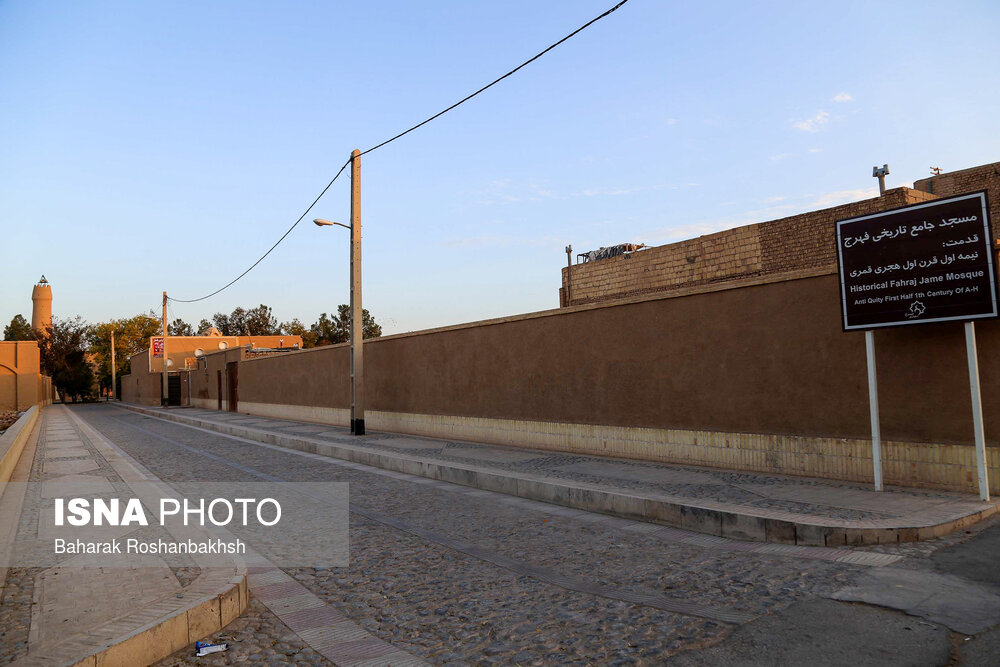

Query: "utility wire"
<box><xmin>169</xmin><ymin>158</ymin><xmax>351</xmax><ymax>303</ymax></box>
<box><xmin>170</xmin><ymin>0</ymin><xmax>629</xmax><ymax>304</ymax></box>
<box><xmin>359</xmin><ymin>0</ymin><xmax>629</xmax><ymax>157</ymax></box>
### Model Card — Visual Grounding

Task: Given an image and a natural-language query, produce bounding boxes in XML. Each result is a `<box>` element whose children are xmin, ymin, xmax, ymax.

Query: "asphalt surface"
<box><xmin>62</xmin><ymin>404</ymin><xmax>1000</xmax><ymax>666</ymax></box>
<box><xmin>933</xmin><ymin>519</ymin><xmax>1000</xmax><ymax>586</ymax></box>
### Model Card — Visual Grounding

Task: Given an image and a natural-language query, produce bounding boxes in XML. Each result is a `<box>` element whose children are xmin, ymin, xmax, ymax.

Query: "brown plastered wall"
<box><xmin>191</xmin><ymin>348</ymin><xmax>247</xmax><ymax>407</ymax></box>
<box><xmin>0</xmin><ymin>341</ymin><xmax>41</xmax><ymax>411</ymax></box>
<box><xmin>120</xmin><ymin>351</ymin><xmax>162</xmax><ymax>406</ymax></box>
<box><xmin>562</xmin><ymin>187</ymin><xmax>940</xmax><ymax>306</ymax></box>
<box><xmin>914</xmin><ymin>162</ymin><xmax>1000</xmax><ymax>237</ymax></box>
<box><xmin>199</xmin><ymin>274</ymin><xmax>1000</xmax><ymax>447</ymax></box>
<box><xmin>225</xmin><ymin>345</ymin><xmax>349</xmax><ymax>410</ymax></box>
<box><xmin>37</xmin><ymin>376</ymin><xmax>53</xmax><ymax>406</ymax></box>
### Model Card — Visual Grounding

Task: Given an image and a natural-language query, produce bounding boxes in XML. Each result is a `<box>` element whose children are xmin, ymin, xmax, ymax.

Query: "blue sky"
<box><xmin>2</xmin><ymin>0</ymin><xmax>999</xmax><ymax>334</ymax></box>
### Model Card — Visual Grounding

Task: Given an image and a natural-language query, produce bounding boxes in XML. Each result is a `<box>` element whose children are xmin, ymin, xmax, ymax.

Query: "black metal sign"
<box><xmin>836</xmin><ymin>191</ymin><xmax>997</xmax><ymax>330</ymax></box>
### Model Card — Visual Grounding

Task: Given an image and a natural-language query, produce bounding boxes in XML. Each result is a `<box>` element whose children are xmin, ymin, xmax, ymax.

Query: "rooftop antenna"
<box><xmin>930</xmin><ymin>167</ymin><xmax>943</xmax><ymax>176</ymax></box>
<box><xmin>872</xmin><ymin>164</ymin><xmax>890</xmax><ymax>195</ymax></box>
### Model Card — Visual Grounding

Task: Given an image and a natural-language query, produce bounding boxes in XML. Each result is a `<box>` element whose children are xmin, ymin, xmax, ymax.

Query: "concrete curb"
<box><xmin>49</xmin><ymin>574</ymin><xmax>248</xmax><ymax>667</ymax></box>
<box><xmin>120</xmin><ymin>404</ymin><xmax>1000</xmax><ymax>547</ymax></box>
<box><xmin>0</xmin><ymin>405</ymin><xmax>39</xmax><ymax>486</ymax></box>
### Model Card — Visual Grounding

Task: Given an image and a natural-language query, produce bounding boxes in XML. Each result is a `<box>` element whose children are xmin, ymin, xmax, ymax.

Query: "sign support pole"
<box><xmin>964</xmin><ymin>321</ymin><xmax>990</xmax><ymax>501</ymax></box>
<box><xmin>865</xmin><ymin>330</ymin><xmax>884</xmax><ymax>491</ymax></box>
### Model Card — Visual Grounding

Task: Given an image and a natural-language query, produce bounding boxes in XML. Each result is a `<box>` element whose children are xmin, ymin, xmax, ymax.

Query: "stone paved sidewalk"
<box><xmin>0</xmin><ymin>405</ymin><xmax>245</xmax><ymax>666</ymax></box>
<box><xmin>122</xmin><ymin>405</ymin><xmax>1000</xmax><ymax>547</ymax></box>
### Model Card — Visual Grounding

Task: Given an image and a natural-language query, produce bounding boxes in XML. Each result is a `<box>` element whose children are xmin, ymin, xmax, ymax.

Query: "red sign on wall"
<box><xmin>152</xmin><ymin>337</ymin><xmax>164</xmax><ymax>358</ymax></box>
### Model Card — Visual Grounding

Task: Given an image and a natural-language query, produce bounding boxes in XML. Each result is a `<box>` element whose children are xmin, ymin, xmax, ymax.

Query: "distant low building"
<box><xmin>0</xmin><ymin>341</ymin><xmax>52</xmax><ymax>411</ymax></box>
<box><xmin>121</xmin><ymin>333</ymin><xmax>303</xmax><ymax>406</ymax></box>
<box><xmin>147</xmin><ymin>333</ymin><xmax>302</xmax><ymax>372</ymax></box>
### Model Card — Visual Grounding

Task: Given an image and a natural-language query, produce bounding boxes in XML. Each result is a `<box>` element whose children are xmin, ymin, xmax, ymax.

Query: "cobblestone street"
<box><xmin>0</xmin><ymin>404</ymin><xmax>980</xmax><ymax>666</ymax></box>
<box><xmin>3</xmin><ymin>404</ymin><xmax>998</xmax><ymax>665</ymax></box>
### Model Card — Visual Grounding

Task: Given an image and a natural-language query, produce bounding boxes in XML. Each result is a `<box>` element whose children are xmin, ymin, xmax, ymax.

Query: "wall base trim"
<box><xmin>204</xmin><ymin>402</ymin><xmax>999</xmax><ymax>495</ymax></box>
<box><xmin>236</xmin><ymin>401</ymin><xmax>350</xmax><ymax>425</ymax></box>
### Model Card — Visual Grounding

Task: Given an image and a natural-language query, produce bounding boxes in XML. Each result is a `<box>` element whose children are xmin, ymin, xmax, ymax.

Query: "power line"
<box><xmin>169</xmin><ymin>158</ymin><xmax>351</xmax><ymax>303</ymax></box>
<box><xmin>169</xmin><ymin>0</ymin><xmax>629</xmax><ymax>304</ymax></box>
<box><xmin>359</xmin><ymin>0</ymin><xmax>629</xmax><ymax>157</ymax></box>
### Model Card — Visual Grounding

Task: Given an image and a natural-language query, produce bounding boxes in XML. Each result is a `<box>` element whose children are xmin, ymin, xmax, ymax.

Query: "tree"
<box><xmin>310</xmin><ymin>305</ymin><xmax>382</xmax><ymax>346</ymax></box>
<box><xmin>88</xmin><ymin>313</ymin><xmax>161</xmax><ymax>393</ymax></box>
<box><xmin>168</xmin><ymin>318</ymin><xmax>194</xmax><ymax>336</ymax></box>
<box><xmin>280</xmin><ymin>318</ymin><xmax>318</xmax><ymax>348</ymax></box>
<box><xmin>54</xmin><ymin>348</ymin><xmax>95</xmax><ymax>403</ymax></box>
<box><xmin>211</xmin><ymin>311</ymin><xmax>236</xmax><ymax>335</ymax></box>
<box><xmin>212</xmin><ymin>308</ymin><xmax>247</xmax><ymax>335</ymax></box>
<box><xmin>3</xmin><ymin>314</ymin><xmax>33</xmax><ymax>341</ymax></box>
<box><xmin>37</xmin><ymin>316</ymin><xmax>96</xmax><ymax>402</ymax></box>
<box><xmin>212</xmin><ymin>305</ymin><xmax>278</xmax><ymax>336</ymax></box>
<box><xmin>244</xmin><ymin>304</ymin><xmax>279</xmax><ymax>335</ymax></box>
<box><xmin>197</xmin><ymin>319</ymin><xmax>214</xmax><ymax>334</ymax></box>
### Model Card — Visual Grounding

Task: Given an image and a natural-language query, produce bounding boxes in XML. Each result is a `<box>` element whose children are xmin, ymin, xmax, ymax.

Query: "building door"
<box><xmin>167</xmin><ymin>374</ymin><xmax>181</xmax><ymax>406</ymax></box>
<box><xmin>226</xmin><ymin>362</ymin><xmax>239</xmax><ymax>412</ymax></box>
<box><xmin>217</xmin><ymin>371</ymin><xmax>223</xmax><ymax>410</ymax></box>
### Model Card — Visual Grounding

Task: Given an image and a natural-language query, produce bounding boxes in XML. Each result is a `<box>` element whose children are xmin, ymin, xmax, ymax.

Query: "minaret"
<box><xmin>31</xmin><ymin>275</ymin><xmax>52</xmax><ymax>333</ymax></box>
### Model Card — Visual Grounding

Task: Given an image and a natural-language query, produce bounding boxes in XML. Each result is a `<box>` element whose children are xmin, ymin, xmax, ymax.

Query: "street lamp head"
<box><xmin>313</xmin><ymin>218</ymin><xmax>351</xmax><ymax>230</ymax></box>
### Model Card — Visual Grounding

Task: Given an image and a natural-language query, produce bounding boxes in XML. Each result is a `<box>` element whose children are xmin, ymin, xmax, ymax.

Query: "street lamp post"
<box><xmin>314</xmin><ymin>149</ymin><xmax>365</xmax><ymax>435</ymax></box>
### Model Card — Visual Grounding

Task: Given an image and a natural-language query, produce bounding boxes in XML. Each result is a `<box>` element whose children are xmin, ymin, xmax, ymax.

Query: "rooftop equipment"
<box><xmin>576</xmin><ymin>243</ymin><xmax>646</xmax><ymax>264</ymax></box>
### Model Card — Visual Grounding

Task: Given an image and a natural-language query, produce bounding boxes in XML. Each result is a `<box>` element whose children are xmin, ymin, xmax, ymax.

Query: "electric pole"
<box><xmin>313</xmin><ymin>149</ymin><xmax>365</xmax><ymax>434</ymax></box>
<box><xmin>162</xmin><ymin>291</ymin><xmax>169</xmax><ymax>406</ymax></box>
<box><xmin>350</xmin><ymin>149</ymin><xmax>365</xmax><ymax>435</ymax></box>
<box><xmin>110</xmin><ymin>329</ymin><xmax>116</xmax><ymax>401</ymax></box>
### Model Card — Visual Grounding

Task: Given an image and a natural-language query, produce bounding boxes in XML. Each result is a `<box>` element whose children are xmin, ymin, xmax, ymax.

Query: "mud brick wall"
<box><xmin>914</xmin><ymin>162</ymin><xmax>1000</xmax><ymax>238</ymax></box>
<box><xmin>563</xmin><ymin>187</ymin><xmax>940</xmax><ymax>306</ymax></box>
